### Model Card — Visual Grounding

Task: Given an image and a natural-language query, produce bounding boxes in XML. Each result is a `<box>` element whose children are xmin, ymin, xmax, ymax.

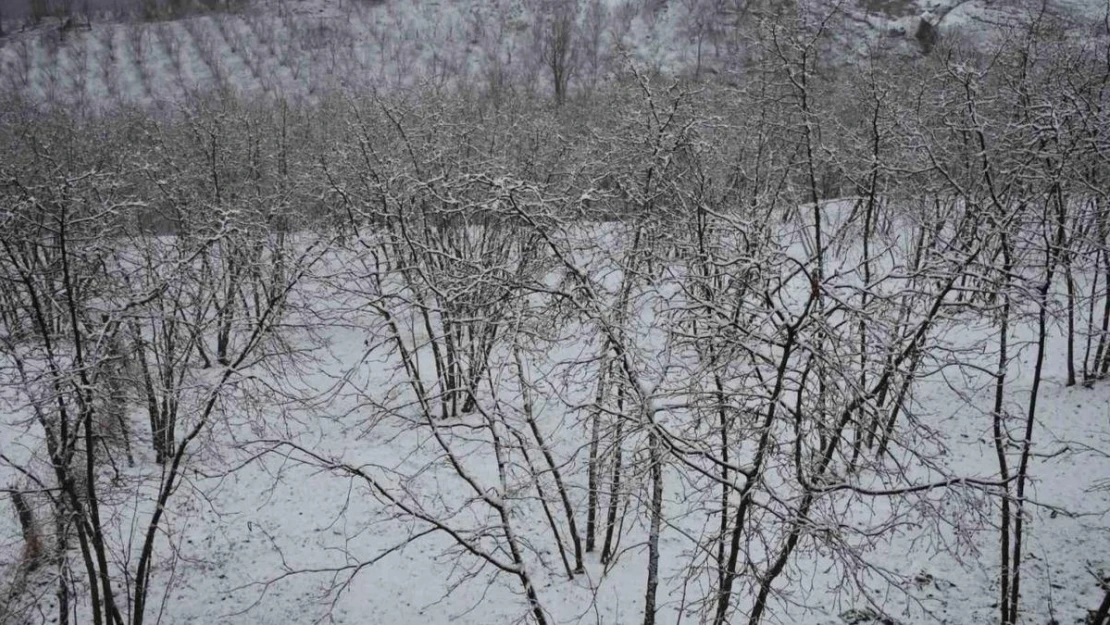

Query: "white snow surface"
<box><xmin>1</xmin><ymin>0</ymin><xmax>1107</xmax><ymax>109</ymax></box>
<box><xmin>1</xmin><ymin>219</ymin><xmax>1109</xmax><ymax>625</ymax></box>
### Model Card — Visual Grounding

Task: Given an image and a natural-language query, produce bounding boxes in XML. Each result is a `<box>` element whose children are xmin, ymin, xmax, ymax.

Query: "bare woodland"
<box><xmin>2</xmin><ymin>1</ymin><xmax>1110</xmax><ymax>624</ymax></box>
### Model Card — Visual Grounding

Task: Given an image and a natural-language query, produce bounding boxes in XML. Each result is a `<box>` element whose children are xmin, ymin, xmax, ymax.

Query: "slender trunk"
<box><xmin>132</xmin><ymin>323</ymin><xmax>164</xmax><ymax>463</ymax></box>
<box><xmin>877</xmin><ymin>346</ymin><xmax>923</xmax><ymax>458</ymax></box>
<box><xmin>106</xmin><ymin>331</ymin><xmax>134</xmax><ymax>467</ymax></box>
<box><xmin>600</xmin><ymin>380</ymin><xmax>624</xmax><ymax>565</ymax></box>
<box><xmin>1085</xmin><ymin>246</ymin><xmax>1102</xmax><ymax>383</ymax></box>
<box><xmin>586</xmin><ymin>343</ymin><xmax>609</xmax><ymax>553</ymax></box>
<box><xmin>1057</xmin><ymin>192</ymin><xmax>1076</xmax><ymax>386</ymax></box>
<box><xmin>854</xmin><ymin>96</ymin><xmax>881</xmax><ymax>464</ymax></box>
<box><xmin>713</xmin><ymin>325</ymin><xmax>800</xmax><ymax>625</ymax></box>
<box><xmin>1100</xmin><ymin>245</ymin><xmax>1110</xmax><ymax>377</ymax></box>
<box><xmin>642</xmin><ymin>425</ymin><xmax>663</xmax><ymax>625</ymax></box>
<box><xmin>993</xmin><ymin>235</ymin><xmax>1014</xmax><ymax>625</ymax></box>
<box><xmin>216</xmin><ymin>255</ymin><xmax>235</xmax><ymax>366</ymax></box>
<box><xmin>516</xmin><ymin>346</ymin><xmax>584</xmax><ymax>573</ymax></box>
<box><xmin>420</xmin><ymin>304</ymin><xmax>448</xmax><ymax>420</ymax></box>
<box><xmin>602</xmin><ymin>226</ymin><xmax>642</xmax><ymax>566</ymax></box>
<box><xmin>1095</xmin><ymin>203</ymin><xmax>1110</xmax><ymax>377</ymax></box>
<box><xmin>60</xmin><ymin>212</ymin><xmax>124</xmax><ymax>625</ymax></box>
<box><xmin>851</xmin><ymin>198</ymin><xmax>871</xmax><ymax>469</ymax></box>
<box><xmin>715</xmin><ymin>368</ymin><xmax>729</xmax><ymax>593</ymax></box>
<box><xmin>488</xmin><ymin>409</ymin><xmax>550</xmax><ymax>625</ymax></box>
<box><xmin>512</xmin><ymin>430</ymin><xmax>574</xmax><ymax>579</ymax></box>
<box><xmin>11</xmin><ymin>490</ymin><xmax>41</xmax><ymax>567</ymax></box>
<box><xmin>443</xmin><ymin>312</ymin><xmax>461</xmax><ymax>417</ymax></box>
<box><xmin>1065</xmin><ymin>265</ymin><xmax>1076</xmax><ymax>387</ymax></box>
<box><xmin>55</xmin><ymin>503</ymin><xmax>69</xmax><ymax>625</ymax></box>
<box><xmin>1009</xmin><ymin>226</ymin><xmax>1057</xmax><ymax>623</ymax></box>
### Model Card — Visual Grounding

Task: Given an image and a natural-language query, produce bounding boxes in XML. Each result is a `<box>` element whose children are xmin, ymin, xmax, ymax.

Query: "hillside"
<box><xmin>0</xmin><ymin>0</ymin><xmax>1107</xmax><ymax>109</ymax></box>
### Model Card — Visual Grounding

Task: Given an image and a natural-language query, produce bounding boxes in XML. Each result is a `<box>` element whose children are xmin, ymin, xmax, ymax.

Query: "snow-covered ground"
<box><xmin>2</xmin><ymin>0</ymin><xmax>1110</xmax><ymax>622</ymax></box>
<box><xmin>155</xmin><ymin>354</ymin><xmax>1110</xmax><ymax>625</ymax></box>
<box><xmin>0</xmin><ymin>0</ymin><xmax>1106</xmax><ymax>110</ymax></box>
<box><xmin>2</xmin><ymin>214</ymin><xmax>1108</xmax><ymax>625</ymax></box>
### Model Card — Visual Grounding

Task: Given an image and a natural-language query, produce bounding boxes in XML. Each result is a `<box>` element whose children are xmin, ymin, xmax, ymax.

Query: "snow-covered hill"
<box><xmin>0</xmin><ymin>0</ymin><xmax>1105</xmax><ymax>110</ymax></box>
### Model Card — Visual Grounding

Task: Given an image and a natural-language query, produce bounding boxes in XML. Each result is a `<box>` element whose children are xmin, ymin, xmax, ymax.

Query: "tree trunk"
<box><xmin>11</xmin><ymin>490</ymin><xmax>41</xmax><ymax>568</ymax></box>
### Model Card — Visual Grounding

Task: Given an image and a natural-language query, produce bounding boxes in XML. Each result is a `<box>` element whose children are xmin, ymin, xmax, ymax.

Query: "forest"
<box><xmin>2</xmin><ymin>1</ymin><xmax>1110</xmax><ymax>624</ymax></box>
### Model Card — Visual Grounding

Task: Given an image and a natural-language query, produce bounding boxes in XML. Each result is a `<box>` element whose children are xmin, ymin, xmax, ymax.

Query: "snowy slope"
<box><xmin>0</xmin><ymin>0</ymin><xmax>1106</xmax><ymax>109</ymax></box>
<box><xmin>3</xmin><ymin>233</ymin><xmax>1108</xmax><ymax>625</ymax></box>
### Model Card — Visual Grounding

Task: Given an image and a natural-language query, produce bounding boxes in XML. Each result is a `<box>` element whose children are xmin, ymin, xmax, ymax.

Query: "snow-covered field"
<box><xmin>1</xmin><ymin>0</ymin><xmax>1106</xmax><ymax>110</ymax></box>
<box><xmin>124</xmin><ymin>324</ymin><xmax>1110</xmax><ymax>625</ymax></box>
<box><xmin>2</xmin><ymin>209</ymin><xmax>1109</xmax><ymax>625</ymax></box>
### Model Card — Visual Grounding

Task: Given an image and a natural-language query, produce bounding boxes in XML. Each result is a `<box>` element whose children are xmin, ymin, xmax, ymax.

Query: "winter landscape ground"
<box><xmin>4</xmin><ymin>1</ymin><xmax>1110</xmax><ymax>625</ymax></box>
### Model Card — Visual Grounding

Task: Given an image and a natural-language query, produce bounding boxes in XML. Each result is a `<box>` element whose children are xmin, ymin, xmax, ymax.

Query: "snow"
<box><xmin>1</xmin><ymin>226</ymin><xmax>1108</xmax><ymax>624</ymax></box>
<box><xmin>3</xmin><ymin>0</ymin><xmax>1108</xmax><ymax>109</ymax></box>
<box><xmin>2</xmin><ymin>0</ymin><xmax>1110</xmax><ymax>623</ymax></box>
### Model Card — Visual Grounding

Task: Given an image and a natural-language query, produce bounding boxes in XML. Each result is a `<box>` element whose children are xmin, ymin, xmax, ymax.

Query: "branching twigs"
<box><xmin>255</xmin><ymin>436</ymin><xmax>552</xmax><ymax>625</ymax></box>
<box><xmin>3</xmin><ymin>13</ymin><xmax>1110</xmax><ymax>624</ymax></box>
